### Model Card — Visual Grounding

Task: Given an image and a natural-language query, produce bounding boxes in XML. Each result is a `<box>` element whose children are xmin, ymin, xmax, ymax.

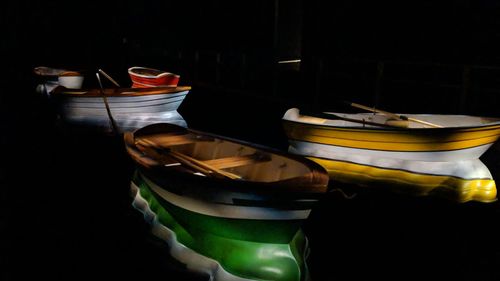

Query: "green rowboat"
<box><xmin>124</xmin><ymin>123</ymin><xmax>329</xmax><ymax>281</ymax></box>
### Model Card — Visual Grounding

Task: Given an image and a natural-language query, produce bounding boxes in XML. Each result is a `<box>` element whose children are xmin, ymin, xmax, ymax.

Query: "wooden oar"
<box><xmin>135</xmin><ymin>138</ymin><xmax>241</xmax><ymax>180</ymax></box>
<box><xmin>96</xmin><ymin>73</ymin><xmax>119</xmax><ymax>134</ymax></box>
<box><xmin>319</xmin><ymin>111</ymin><xmax>398</xmax><ymax>128</ymax></box>
<box><xmin>169</xmin><ymin>150</ymin><xmax>242</xmax><ymax>180</ymax></box>
<box><xmin>299</xmin><ymin>109</ymin><xmax>403</xmax><ymax>128</ymax></box>
<box><xmin>349</xmin><ymin>102</ymin><xmax>443</xmax><ymax>128</ymax></box>
<box><xmin>98</xmin><ymin>69</ymin><xmax>121</xmax><ymax>87</ymax></box>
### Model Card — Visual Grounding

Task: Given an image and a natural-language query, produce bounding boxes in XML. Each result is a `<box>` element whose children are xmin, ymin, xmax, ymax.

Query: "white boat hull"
<box><xmin>55</xmin><ymin>90</ymin><xmax>189</xmax><ymax>133</ymax></box>
<box><xmin>288</xmin><ymin>140</ymin><xmax>494</xmax><ymax>162</ymax></box>
<box><xmin>289</xmin><ymin>140</ymin><xmax>493</xmax><ymax>180</ymax></box>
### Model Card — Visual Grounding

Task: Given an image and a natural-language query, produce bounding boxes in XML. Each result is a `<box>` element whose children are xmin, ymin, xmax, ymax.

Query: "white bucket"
<box><xmin>58</xmin><ymin>75</ymin><xmax>84</xmax><ymax>89</ymax></box>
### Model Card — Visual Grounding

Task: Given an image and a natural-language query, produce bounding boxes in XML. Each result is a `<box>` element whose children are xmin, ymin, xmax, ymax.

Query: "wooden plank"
<box><xmin>203</xmin><ymin>154</ymin><xmax>271</xmax><ymax>169</ymax></box>
<box><xmin>169</xmin><ymin>150</ymin><xmax>241</xmax><ymax>180</ymax></box>
<box><xmin>142</xmin><ymin>133</ymin><xmax>214</xmax><ymax>147</ymax></box>
<box><xmin>135</xmin><ymin>138</ymin><xmax>240</xmax><ymax>180</ymax></box>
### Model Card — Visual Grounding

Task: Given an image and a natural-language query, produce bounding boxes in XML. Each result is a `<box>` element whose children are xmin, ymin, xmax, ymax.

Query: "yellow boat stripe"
<box><xmin>288</xmin><ymin>134</ymin><xmax>498</xmax><ymax>152</ymax></box>
<box><xmin>283</xmin><ymin>120</ymin><xmax>500</xmax><ymax>144</ymax></box>
<box><xmin>285</xmin><ymin>124</ymin><xmax>500</xmax><ymax>152</ymax></box>
<box><xmin>284</xmin><ymin>119</ymin><xmax>500</xmax><ymax>133</ymax></box>
<box><xmin>308</xmin><ymin>157</ymin><xmax>497</xmax><ymax>203</ymax></box>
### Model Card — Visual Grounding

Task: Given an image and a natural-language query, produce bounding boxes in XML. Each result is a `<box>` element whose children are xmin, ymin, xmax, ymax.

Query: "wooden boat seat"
<box><xmin>203</xmin><ymin>153</ymin><xmax>272</xmax><ymax>170</ymax></box>
<box><xmin>134</xmin><ymin>137</ymin><xmax>242</xmax><ymax>179</ymax></box>
<box><xmin>134</xmin><ymin>135</ymin><xmax>273</xmax><ymax>179</ymax></box>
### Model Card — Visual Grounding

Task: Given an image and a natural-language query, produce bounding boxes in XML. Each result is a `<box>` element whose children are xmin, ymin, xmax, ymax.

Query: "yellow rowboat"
<box><xmin>282</xmin><ymin>108</ymin><xmax>500</xmax><ymax>202</ymax></box>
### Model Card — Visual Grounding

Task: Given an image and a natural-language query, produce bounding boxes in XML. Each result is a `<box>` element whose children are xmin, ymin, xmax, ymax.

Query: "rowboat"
<box><xmin>282</xmin><ymin>108</ymin><xmax>500</xmax><ymax>202</ymax></box>
<box><xmin>34</xmin><ymin>66</ymin><xmax>85</xmax><ymax>94</ymax></box>
<box><xmin>50</xmin><ymin>86</ymin><xmax>191</xmax><ymax>133</ymax></box>
<box><xmin>124</xmin><ymin>123</ymin><xmax>329</xmax><ymax>281</ymax></box>
<box><xmin>128</xmin><ymin>66</ymin><xmax>180</xmax><ymax>88</ymax></box>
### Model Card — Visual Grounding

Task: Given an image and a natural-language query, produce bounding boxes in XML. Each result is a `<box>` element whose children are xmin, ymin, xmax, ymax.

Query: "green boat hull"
<box><xmin>131</xmin><ymin>171</ymin><xmax>312</xmax><ymax>281</ymax></box>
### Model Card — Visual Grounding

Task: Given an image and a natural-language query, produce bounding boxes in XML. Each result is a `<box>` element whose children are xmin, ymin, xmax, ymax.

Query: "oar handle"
<box><xmin>319</xmin><ymin>111</ymin><xmax>396</xmax><ymax>128</ymax></box>
<box><xmin>350</xmin><ymin>102</ymin><xmax>400</xmax><ymax>120</ymax></box>
<box><xmin>98</xmin><ymin>69</ymin><xmax>121</xmax><ymax>87</ymax></box>
<box><xmin>406</xmin><ymin>117</ymin><xmax>443</xmax><ymax>128</ymax></box>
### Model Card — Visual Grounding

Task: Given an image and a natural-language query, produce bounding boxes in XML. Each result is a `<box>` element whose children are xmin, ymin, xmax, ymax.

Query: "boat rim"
<box><xmin>50</xmin><ymin>85</ymin><xmax>191</xmax><ymax>97</ymax></box>
<box><xmin>283</xmin><ymin>108</ymin><xmax>500</xmax><ymax>131</ymax></box>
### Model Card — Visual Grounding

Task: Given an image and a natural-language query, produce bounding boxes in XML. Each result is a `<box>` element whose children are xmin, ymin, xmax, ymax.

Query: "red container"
<box><xmin>128</xmin><ymin>66</ymin><xmax>180</xmax><ymax>88</ymax></box>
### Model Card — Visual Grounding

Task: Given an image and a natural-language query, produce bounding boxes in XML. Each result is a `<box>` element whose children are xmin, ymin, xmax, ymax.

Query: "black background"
<box><xmin>2</xmin><ymin>1</ymin><xmax>500</xmax><ymax>280</ymax></box>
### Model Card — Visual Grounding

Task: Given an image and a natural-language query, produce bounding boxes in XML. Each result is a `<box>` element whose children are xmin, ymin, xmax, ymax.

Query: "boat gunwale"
<box><xmin>51</xmin><ymin>86</ymin><xmax>191</xmax><ymax>97</ymax></box>
<box><xmin>283</xmin><ymin>109</ymin><xmax>500</xmax><ymax>132</ymax></box>
<box><xmin>139</xmin><ymin>165</ymin><xmax>328</xmax><ymax>199</ymax></box>
<box><xmin>286</xmin><ymin>137</ymin><xmax>497</xmax><ymax>153</ymax></box>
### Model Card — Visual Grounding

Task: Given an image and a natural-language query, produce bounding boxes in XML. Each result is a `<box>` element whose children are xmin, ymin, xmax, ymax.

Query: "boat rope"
<box><xmin>329</xmin><ymin>188</ymin><xmax>357</xmax><ymax>199</ymax></box>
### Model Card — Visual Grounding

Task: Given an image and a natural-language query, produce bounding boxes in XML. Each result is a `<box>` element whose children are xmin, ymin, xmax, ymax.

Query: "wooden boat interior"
<box><xmin>285</xmin><ymin>108</ymin><xmax>500</xmax><ymax>129</ymax></box>
<box><xmin>125</xmin><ymin>128</ymin><xmax>317</xmax><ymax>183</ymax></box>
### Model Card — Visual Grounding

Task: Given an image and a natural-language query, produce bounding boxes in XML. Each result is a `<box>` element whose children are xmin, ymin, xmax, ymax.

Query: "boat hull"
<box><xmin>131</xmin><ymin>170</ymin><xmax>312</xmax><ymax>281</ymax></box>
<box><xmin>289</xmin><ymin>142</ymin><xmax>496</xmax><ymax>202</ymax></box>
<box><xmin>54</xmin><ymin>90</ymin><xmax>189</xmax><ymax>133</ymax></box>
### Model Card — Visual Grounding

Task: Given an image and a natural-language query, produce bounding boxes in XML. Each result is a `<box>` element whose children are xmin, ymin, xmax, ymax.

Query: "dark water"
<box><xmin>3</xmin><ymin>86</ymin><xmax>500</xmax><ymax>281</ymax></box>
